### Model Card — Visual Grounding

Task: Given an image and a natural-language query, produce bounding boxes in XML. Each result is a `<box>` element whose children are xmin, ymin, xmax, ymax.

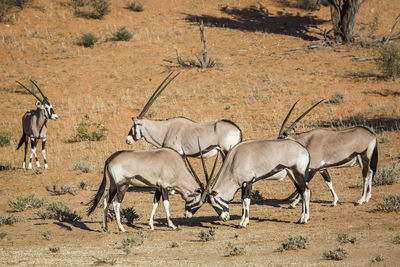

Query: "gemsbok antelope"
<box><xmin>191</xmin><ymin>139</ymin><xmax>311</xmax><ymax>228</ymax></box>
<box><xmin>16</xmin><ymin>80</ymin><xmax>58</xmax><ymax>169</ymax></box>
<box><xmin>87</xmin><ymin>147</ymin><xmax>211</xmax><ymax>232</ymax></box>
<box><xmin>125</xmin><ymin>72</ymin><xmax>242</xmax><ymax>159</ymax></box>
<box><xmin>278</xmin><ymin>100</ymin><xmax>378</xmax><ymax>207</ymax></box>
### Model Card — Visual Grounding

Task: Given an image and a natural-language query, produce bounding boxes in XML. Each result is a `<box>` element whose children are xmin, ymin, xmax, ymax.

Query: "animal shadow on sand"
<box><xmin>54</xmin><ymin>221</ymin><xmax>102</xmax><ymax>232</ymax></box>
<box><xmin>184</xmin><ymin>4</ymin><xmax>327</xmax><ymax>41</ymax></box>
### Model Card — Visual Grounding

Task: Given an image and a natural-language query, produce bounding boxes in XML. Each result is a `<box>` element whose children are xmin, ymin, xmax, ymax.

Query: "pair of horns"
<box><xmin>137</xmin><ymin>72</ymin><xmax>181</xmax><ymax>119</ymax></box>
<box><xmin>16</xmin><ymin>80</ymin><xmax>47</xmax><ymax>103</ymax></box>
<box><xmin>278</xmin><ymin>99</ymin><xmax>325</xmax><ymax>138</ymax></box>
<box><xmin>183</xmin><ymin>138</ymin><xmax>221</xmax><ymax>203</ymax></box>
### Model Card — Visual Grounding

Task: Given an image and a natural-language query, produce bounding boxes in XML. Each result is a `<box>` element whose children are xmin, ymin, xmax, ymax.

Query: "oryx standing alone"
<box><xmin>192</xmin><ymin>139</ymin><xmax>311</xmax><ymax>228</ymax></box>
<box><xmin>278</xmin><ymin>101</ymin><xmax>378</xmax><ymax>207</ymax></box>
<box><xmin>16</xmin><ymin>81</ymin><xmax>58</xmax><ymax>169</ymax></box>
<box><xmin>125</xmin><ymin>72</ymin><xmax>242</xmax><ymax>159</ymax></box>
<box><xmin>87</xmin><ymin>147</ymin><xmax>208</xmax><ymax>232</ymax></box>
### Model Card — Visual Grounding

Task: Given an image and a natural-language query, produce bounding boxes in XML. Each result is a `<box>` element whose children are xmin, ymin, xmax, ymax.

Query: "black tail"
<box><xmin>87</xmin><ymin>164</ymin><xmax>108</xmax><ymax>216</ymax></box>
<box><xmin>16</xmin><ymin>132</ymin><xmax>26</xmax><ymax>150</ymax></box>
<box><xmin>370</xmin><ymin>143</ymin><xmax>378</xmax><ymax>180</ymax></box>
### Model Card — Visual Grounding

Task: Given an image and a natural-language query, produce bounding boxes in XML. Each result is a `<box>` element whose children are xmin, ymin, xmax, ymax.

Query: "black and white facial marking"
<box><xmin>126</xmin><ymin>118</ymin><xmax>142</xmax><ymax>144</ymax></box>
<box><xmin>38</xmin><ymin>99</ymin><xmax>58</xmax><ymax>120</ymax></box>
<box><xmin>208</xmin><ymin>192</ymin><xmax>230</xmax><ymax>221</ymax></box>
<box><xmin>184</xmin><ymin>190</ymin><xmax>202</xmax><ymax>218</ymax></box>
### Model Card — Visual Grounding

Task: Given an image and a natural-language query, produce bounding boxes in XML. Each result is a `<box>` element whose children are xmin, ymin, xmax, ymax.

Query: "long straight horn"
<box><xmin>16</xmin><ymin>81</ymin><xmax>43</xmax><ymax>102</ymax></box>
<box><xmin>182</xmin><ymin>149</ymin><xmax>204</xmax><ymax>191</ymax></box>
<box><xmin>200</xmin><ymin>150</ymin><xmax>223</xmax><ymax>203</ymax></box>
<box><xmin>30</xmin><ymin>80</ymin><xmax>46</xmax><ymax>100</ymax></box>
<box><xmin>283</xmin><ymin>99</ymin><xmax>325</xmax><ymax>136</ymax></box>
<box><xmin>137</xmin><ymin>72</ymin><xmax>181</xmax><ymax>119</ymax></box>
<box><xmin>197</xmin><ymin>138</ymin><xmax>209</xmax><ymax>183</ymax></box>
<box><xmin>278</xmin><ymin>100</ymin><xmax>299</xmax><ymax>138</ymax></box>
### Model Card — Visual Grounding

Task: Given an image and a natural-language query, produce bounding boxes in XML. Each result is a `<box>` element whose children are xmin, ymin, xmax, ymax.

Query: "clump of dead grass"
<box><xmin>46</xmin><ymin>185</ymin><xmax>77</xmax><ymax>196</ymax></box>
<box><xmin>276</xmin><ymin>235</ymin><xmax>309</xmax><ymax>252</ymax></box>
<box><xmin>337</xmin><ymin>233</ymin><xmax>358</xmax><ymax>244</ymax></box>
<box><xmin>376</xmin><ymin>43</ymin><xmax>400</xmax><ymax>80</ymax></box>
<box><xmin>373</xmin><ymin>163</ymin><xmax>400</xmax><ymax>186</ymax></box>
<box><xmin>198</xmin><ymin>228</ymin><xmax>215</xmax><ymax>242</ymax></box>
<box><xmin>225</xmin><ymin>241</ymin><xmax>246</xmax><ymax>256</ymax></box>
<box><xmin>323</xmin><ymin>248</ymin><xmax>349</xmax><ymax>261</ymax></box>
<box><xmin>0</xmin><ymin>212</ymin><xmax>23</xmax><ymax>226</ymax></box>
<box><xmin>375</xmin><ymin>193</ymin><xmax>400</xmax><ymax>212</ymax></box>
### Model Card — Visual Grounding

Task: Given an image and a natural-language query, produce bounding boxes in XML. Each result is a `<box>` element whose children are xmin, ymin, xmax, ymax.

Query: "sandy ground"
<box><xmin>0</xmin><ymin>0</ymin><xmax>399</xmax><ymax>265</ymax></box>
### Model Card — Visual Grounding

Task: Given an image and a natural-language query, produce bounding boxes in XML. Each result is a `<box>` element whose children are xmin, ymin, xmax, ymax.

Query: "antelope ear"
<box><xmin>35</xmin><ymin>100</ymin><xmax>43</xmax><ymax>108</ymax></box>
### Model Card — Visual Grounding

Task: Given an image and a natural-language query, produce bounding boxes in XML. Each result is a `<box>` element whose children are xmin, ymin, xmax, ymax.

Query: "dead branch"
<box><xmin>374</xmin><ymin>14</ymin><xmax>400</xmax><ymax>43</ymax></box>
<box><xmin>351</xmin><ymin>57</ymin><xmax>377</xmax><ymax>62</ymax></box>
<box><xmin>285</xmin><ymin>42</ymin><xmax>326</xmax><ymax>53</ymax></box>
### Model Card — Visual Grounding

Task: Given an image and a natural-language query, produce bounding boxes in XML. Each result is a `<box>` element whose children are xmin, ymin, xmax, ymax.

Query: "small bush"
<box><xmin>328</xmin><ymin>92</ymin><xmax>345</xmax><ymax>104</ymax></box>
<box><xmin>371</xmin><ymin>254</ymin><xmax>385</xmax><ymax>263</ymax></box>
<box><xmin>0</xmin><ymin>212</ymin><xmax>23</xmax><ymax>226</ymax></box>
<box><xmin>49</xmin><ymin>247</ymin><xmax>60</xmax><ymax>253</ymax></box>
<box><xmin>0</xmin><ymin>232</ymin><xmax>7</xmax><ymax>240</ymax></box>
<box><xmin>170</xmin><ymin>241</ymin><xmax>179</xmax><ymax>248</ymax></box>
<box><xmin>46</xmin><ymin>185</ymin><xmax>77</xmax><ymax>196</ymax></box>
<box><xmin>373</xmin><ymin>163</ymin><xmax>400</xmax><ymax>186</ymax></box>
<box><xmin>226</xmin><ymin>241</ymin><xmax>246</xmax><ymax>257</ymax></box>
<box><xmin>376</xmin><ymin>193</ymin><xmax>400</xmax><ymax>212</ymax></box>
<box><xmin>79</xmin><ymin>181</ymin><xmax>91</xmax><ymax>190</ymax></box>
<box><xmin>111</xmin><ymin>26</ymin><xmax>132</xmax><ymax>41</ymax></box>
<box><xmin>42</xmin><ymin>230</ymin><xmax>52</xmax><ymax>240</ymax></box>
<box><xmin>108</xmin><ymin>207</ymin><xmax>139</xmax><ymax>224</ymax></box>
<box><xmin>392</xmin><ymin>234</ymin><xmax>400</xmax><ymax>244</ymax></box>
<box><xmin>71</xmin><ymin>0</ymin><xmax>88</xmax><ymax>7</ymax></box>
<box><xmin>0</xmin><ymin>130</ymin><xmax>11</xmax><ymax>147</ymax></box>
<box><xmin>337</xmin><ymin>233</ymin><xmax>357</xmax><ymax>244</ymax></box>
<box><xmin>9</xmin><ymin>194</ymin><xmax>47</xmax><ymax>212</ymax></box>
<box><xmin>0</xmin><ymin>1</ymin><xmax>13</xmax><ymax>23</ymax></box>
<box><xmin>198</xmin><ymin>228</ymin><xmax>215</xmax><ymax>242</ymax></box>
<box><xmin>376</xmin><ymin>44</ymin><xmax>400</xmax><ymax>80</ymax></box>
<box><xmin>323</xmin><ymin>248</ymin><xmax>349</xmax><ymax>261</ymax></box>
<box><xmin>250</xmin><ymin>189</ymin><xmax>265</xmax><ymax>204</ymax></box>
<box><xmin>73</xmin><ymin>158</ymin><xmax>91</xmax><ymax>173</ymax></box>
<box><xmin>68</xmin><ymin>119</ymin><xmax>107</xmax><ymax>142</ymax></box>
<box><xmin>36</xmin><ymin>201</ymin><xmax>81</xmax><ymax>222</ymax></box>
<box><xmin>93</xmin><ymin>257</ymin><xmax>116</xmax><ymax>266</ymax></box>
<box><xmin>127</xmin><ymin>1</ymin><xmax>143</xmax><ymax>12</ymax></box>
<box><xmin>78</xmin><ymin>32</ymin><xmax>98</xmax><ymax>48</ymax></box>
<box><xmin>33</xmin><ymin>168</ymin><xmax>45</xmax><ymax>175</ymax></box>
<box><xmin>89</xmin><ymin>0</ymin><xmax>111</xmax><ymax>19</ymax></box>
<box><xmin>121</xmin><ymin>230</ymin><xmax>149</xmax><ymax>248</ymax></box>
<box><xmin>277</xmin><ymin>235</ymin><xmax>309</xmax><ymax>252</ymax></box>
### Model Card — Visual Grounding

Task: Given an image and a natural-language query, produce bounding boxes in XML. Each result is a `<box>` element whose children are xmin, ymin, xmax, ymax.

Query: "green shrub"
<box><xmin>68</xmin><ymin>118</ymin><xmax>107</xmax><ymax>142</ymax></box>
<box><xmin>0</xmin><ymin>130</ymin><xmax>11</xmax><ymax>147</ymax></box>
<box><xmin>112</xmin><ymin>26</ymin><xmax>132</xmax><ymax>41</ymax></box>
<box><xmin>73</xmin><ymin>158</ymin><xmax>91</xmax><ymax>173</ymax></box>
<box><xmin>337</xmin><ymin>233</ymin><xmax>357</xmax><ymax>244</ymax></box>
<box><xmin>250</xmin><ymin>189</ymin><xmax>265</xmax><ymax>204</ymax></box>
<box><xmin>323</xmin><ymin>248</ymin><xmax>349</xmax><ymax>261</ymax></box>
<box><xmin>277</xmin><ymin>235</ymin><xmax>309</xmax><ymax>252</ymax></box>
<box><xmin>376</xmin><ymin>194</ymin><xmax>400</xmax><ymax>212</ymax></box>
<box><xmin>78</xmin><ymin>32</ymin><xmax>98</xmax><ymax>48</ymax></box>
<box><xmin>373</xmin><ymin>163</ymin><xmax>400</xmax><ymax>186</ymax></box>
<box><xmin>89</xmin><ymin>0</ymin><xmax>111</xmax><ymax>19</ymax></box>
<box><xmin>0</xmin><ymin>212</ymin><xmax>23</xmax><ymax>226</ymax></box>
<box><xmin>8</xmin><ymin>194</ymin><xmax>47</xmax><ymax>212</ymax></box>
<box><xmin>226</xmin><ymin>241</ymin><xmax>246</xmax><ymax>256</ymax></box>
<box><xmin>198</xmin><ymin>228</ymin><xmax>215</xmax><ymax>242</ymax></box>
<box><xmin>107</xmin><ymin>207</ymin><xmax>139</xmax><ymax>224</ymax></box>
<box><xmin>36</xmin><ymin>201</ymin><xmax>81</xmax><ymax>222</ymax></box>
<box><xmin>127</xmin><ymin>1</ymin><xmax>143</xmax><ymax>12</ymax></box>
<box><xmin>376</xmin><ymin>44</ymin><xmax>400</xmax><ymax>80</ymax></box>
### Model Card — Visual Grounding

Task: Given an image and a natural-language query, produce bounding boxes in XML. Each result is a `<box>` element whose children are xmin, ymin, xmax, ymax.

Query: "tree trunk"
<box><xmin>328</xmin><ymin>0</ymin><xmax>367</xmax><ymax>43</ymax></box>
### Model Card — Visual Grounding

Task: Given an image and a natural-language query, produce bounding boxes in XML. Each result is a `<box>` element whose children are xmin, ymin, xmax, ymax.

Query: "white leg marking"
<box><xmin>28</xmin><ymin>149</ymin><xmax>33</xmax><ymax>169</ymax></box>
<box><xmin>149</xmin><ymin>201</ymin><xmax>159</xmax><ymax>231</ymax></box>
<box><xmin>42</xmin><ymin>149</ymin><xmax>48</xmax><ymax>169</ymax></box>
<box><xmin>239</xmin><ymin>198</ymin><xmax>250</xmax><ymax>228</ymax></box>
<box><xmin>103</xmin><ymin>198</ymin><xmax>110</xmax><ymax>232</ymax></box>
<box><xmin>113</xmin><ymin>201</ymin><xmax>126</xmax><ymax>232</ymax></box>
<box><xmin>163</xmin><ymin>200</ymin><xmax>177</xmax><ymax>230</ymax></box>
<box><xmin>291</xmin><ymin>194</ymin><xmax>301</xmax><ymax>208</ymax></box>
<box><xmin>32</xmin><ymin>147</ymin><xmax>40</xmax><ymax>168</ymax></box>
<box><xmin>22</xmin><ymin>162</ymin><xmax>26</xmax><ymax>169</ymax></box>
<box><xmin>325</xmin><ymin>181</ymin><xmax>339</xmax><ymax>206</ymax></box>
<box><xmin>357</xmin><ymin>155</ymin><xmax>367</xmax><ymax>205</ymax></box>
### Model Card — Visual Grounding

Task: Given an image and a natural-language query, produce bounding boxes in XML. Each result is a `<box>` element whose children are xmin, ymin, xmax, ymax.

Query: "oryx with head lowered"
<box><xmin>126</xmin><ymin>72</ymin><xmax>242</xmax><ymax>159</ymax></box>
<box><xmin>87</xmin><ymin>145</ymin><xmax>213</xmax><ymax>232</ymax></box>
<box><xmin>16</xmin><ymin>80</ymin><xmax>58</xmax><ymax>169</ymax></box>
<box><xmin>278</xmin><ymin>100</ymin><xmax>378</xmax><ymax>207</ymax></box>
<box><xmin>190</xmin><ymin>138</ymin><xmax>311</xmax><ymax>228</ymax></box>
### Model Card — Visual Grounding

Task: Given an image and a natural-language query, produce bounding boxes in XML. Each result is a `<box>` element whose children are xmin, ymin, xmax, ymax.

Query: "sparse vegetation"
<box><xmin>0</xmin><ymin>212</ymin><xmax>23</xmax><ymax>226</ymax></box>
<box><xmin>0</xmin><ymin>232</ymin><xmax>7</xmax><ymax>240</ymax></box>
<box><xmin>93</xmin><ymin>257</ymin><xmax>116</xmax><ymax>266</ymax></box>
<box><xmin>36</xmin><ymin>201</ymin><xmax>81</xmax><ymax>222</ymax></box>
<box><xmin>0</xmin><ymin>1</ymin><xmax>13</xmax><ymax>22</ymax></box>
<box><xmin>276</xmin><ymin>235</ymin><xmax>309</xmax><ymax>252</ymax></box>
<box><xmin>0</xmin><ymin>130</ymin><xmax>11</xmax><ymax>147</ymax></box>
<box><xmin>33</xmin><ymin>168</ymin><xmax>45</xmax><ymax>175</ymax></box>
<box><xmin>42</xmin><ymin>230</ymin><xmax>52</xmax><ymax>240</ymax></box>
<box><xmin>73</xmin><ymin>158</ymin><xmax>91</xmax><ymax>173</ymax></box>
<box><xmin>298</xmin><ymin>0</ymin><xmax>320</xmax><ymax>10</ymax></box>
<box><xmin>327</xmin><ymin>92</ymin><xmax>345</xmax><ymax>104</ymax></box>
<box><xmin>78</xmin><ymin>32</ymin><xmax>98</xmax><ymax>48</ymax></box>
<box><xmin>111</xmin><ymin>26</ymin><xmax>133</xmax><ymax>41</ymax></box>
<box><xmin>170</xmin><ymin>241</ymin><xmax>179</xmax><ymax>248</ymax></box>
<box><xmin>46</xmin><ymin>185</ymin><xmax>77</xmax><ymax>196</ymax></box>
<box><xmin>371</xmin><ymin>254</ymin><xmax>385</xmax><ymax>263</ymax></box>
<box><xmin>376</xmin><ymin>193</ymin><xmax>400</xmax><ymax>212</ymax></box>
<box><xmin>198</xmin><ymin>228</ymin><xmax>215</xmax><ymax>242</ymax></box>
<box><xmin>49</xmin><ymin>247</ymin><xmax>60</xmax><ymax>253</ymax></box>
<box><xmin>74</xmin><ymin>0</ymin><xmax>111</xmax><ymax>19</ymax></box>
<box><xmin>250</xmin><ymin>189</ymin><xmax>265</xmax><ymax>204</ymax></box>
<box><xmin>79</xmin><ymin>181</ymin><xmax>91</xmax><ymax>190</ymax></box>
<box><xmin>108</xmin><ymin>207</ymin><xmax>139</xmax><ymax>224</ymax></box>
<box><xmin>226</xmin><ymin>241</ymin><xmax>246</xmax><ymax>256</ymax></box>
<box><xmin>392</xmin><ymin>234</ymin><xmax>400</xmax><ymax>244</ymax></box>
<box><xmin>373</xmin><ymin>163</ymin><xmax>400</xmax><ymax>186</ymax></box>
<box><xmin>376</xmin><ymin>43</ymin><xmax>400</xmax><ymax>80</ymax></box>
<box><xmin>68</xmin><ymin>118</ymin><xmax>107</xmax><ymax>142</ymax></box>
<box><xmin>120</xmin><ymin>230</ymin><xmax>149</xmax><ymax>248</ymax></box>
<box><xmin>126</xmin><ymin>1</ymin><xmax>143</xmax><ymax>12</ymax></box>
<box><xmin>337</xmin><ymin>233</ymin><xmax>358</xmax><ymax>244</ymax></box>
<box><xmin>8</xmin><ymin>194</ymin><xmax>47</xmax><ymax>212</ymax></box>
<box><xmin>323</xmin><ymin>248</ymin><xmax>349</xmax><ymax>261</ymax></box>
